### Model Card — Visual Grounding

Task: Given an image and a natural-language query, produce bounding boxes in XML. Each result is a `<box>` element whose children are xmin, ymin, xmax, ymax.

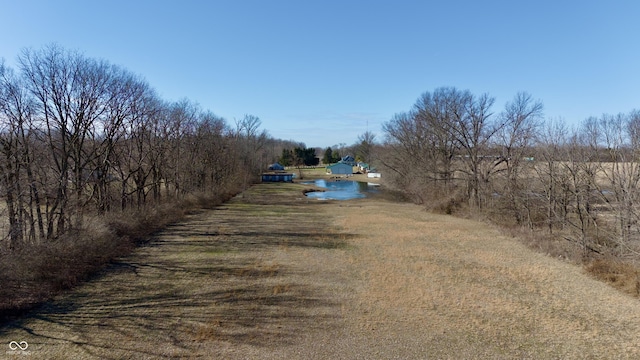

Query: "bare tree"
<box><xmin>381</xmin><ymin>111</ymin><xmax>431</xmax><ymax>203</ymax></box>
<box><xmin>447</xmin><ymin>91</ymin><xmax>500</xmax><ymax>208</ymax></box>
<box><xmin>0</xmin><ymin>60</ymin><xmax>47</xmax><ymax>245</ymax></box>
<box><xmin>560</xmin><ymin>121</ymin><xmax>601</xmax><ymax>257</ymax></box>
<box><xmin>381</xmin><ymin>88</ymin><xmax>470</xmax><ymax>204</ymax></box>
<box><xmin>234</xmin><ymin>114</ymin><xmax>268</xmax><ymax>187</ymax></box>
<box><xmin>166</xmin><ymin>99</ymin><xmax>199</xmax><ymax>197</ymax></box>
<box><xmin>111</xmin><ymin>90</ymin><xmax>163</xmax><ymax>209</ymax></box>
<box><xmin>0</xmin><ymin>62</ymin><xmax>25</xmax><ymax>247</ymax></box>
<box><xmin>413</xmin><ymin>88</ymin><xmax>465</xmax><ymax>189</ymax></box>
<box><xmin>590</xmin><ymin>112</ymin><xmax>640</xmax><ymax>254</ymax></box>
<box><xmin>382</xmin><ymin>88</ymin><xmax>501</xmax><ymax>207</ymax></box>
<box><xmin>19</xmin><ymin>45</ymin><xmax>115</xmax><ymax>233</ymax></box>
<box><xmin>355</xmin><ymin>130</ymin><xmax>376</xmax><ymax>164</ymax></box>
<box><xmin>194</xmin><ymin>111</ymin><xmax>233</xmax><ymax>192</ymax></box>
<box><xmin>235</xmin><ymin>114</ymin><xmax>261</xmax><ymax>139</ymax></box>
<box><xmin>535</xmin><ymin>118</ymin><xmax>569</xmax><ymax>234</ymax></box>
<box><xmin>87</xmin><ymin>68</ymin><xmax>149</xmax><ymax>212</ymax></box>
<box><xmin>496</xmin><ymin>92</ymin><xmax>543</xmax><ymax>226</ymax></box>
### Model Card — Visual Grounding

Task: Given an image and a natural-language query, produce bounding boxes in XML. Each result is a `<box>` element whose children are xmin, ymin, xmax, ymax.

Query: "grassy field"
<box><xmin>2</xmin><ymin>181</ymin><xmax>640</xmax><ymax>358</ymax></box>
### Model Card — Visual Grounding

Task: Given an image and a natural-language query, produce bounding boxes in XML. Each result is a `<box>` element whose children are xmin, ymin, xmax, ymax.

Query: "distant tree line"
<box><xmin>279</xmin><ymin>146</ymin><xmax>319</xmax><ymax>167</ymax></box>
<box><xmin>0</xmin><ymin>44</ymin><xmax>287</xmax><ymax>250</ymax></box>
<box><xmin>380</xmin><ymin>86</ymin><xmax>640</xmax><ymax>259</ymax></box>
<box><xmin>322</xmin><ymin>147</ymin><xmax>341</xmax><ymax>164</ymax></box>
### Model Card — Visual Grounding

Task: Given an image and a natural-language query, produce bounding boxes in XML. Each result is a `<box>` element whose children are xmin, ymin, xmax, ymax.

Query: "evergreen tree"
<box><xmin>279</xmin><ymin>148</ymin><xmax>294</xmax><ymax>166</ymax></box>
<box><xmin>323</xmin><ymin>147</ymin><xmax>333</xmax><ymax>164</ymax></box>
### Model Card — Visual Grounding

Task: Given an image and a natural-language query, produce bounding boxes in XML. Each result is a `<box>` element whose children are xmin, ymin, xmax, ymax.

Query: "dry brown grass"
<box><xmin>586</xmin><ymin>257</ymin><xmax>640</xmax><ymax>296</ymax></box>
<box><xmin>0</xmin><ymin>183</ymin><xmax>350</xmax><ymax>358</ymax></box>
<box><xmin>505</xmin><ymin>226</ymin><xmax>581</xmax><ymax>262</ymax></box>
<box><xmin>332</xmin><ymin>200</ymin><xmax>640</xmax><ymax>359</ymax></box>
<box><xmin>0</xmin><ymin>190</ymin><xmax>239</xmax><ymax>323</ymax></box>
<box><xmin>3</xmin><ymin>183</ymin><xmax>640</xmax><ymax>358</ymax></box>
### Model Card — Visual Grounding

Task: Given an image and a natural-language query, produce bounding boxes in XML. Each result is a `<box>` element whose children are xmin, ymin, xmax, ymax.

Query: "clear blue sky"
<box><xmin>2</xmin><ymin>0</ymin><xmax>640</xmax><ymax>148</ymax></box>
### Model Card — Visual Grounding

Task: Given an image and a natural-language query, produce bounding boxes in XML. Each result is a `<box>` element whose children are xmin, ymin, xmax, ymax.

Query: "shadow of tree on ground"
<box><xmin>0</xmin><ymin>184</ymin><xmax>356</xmax><ymax>358</ymax></box>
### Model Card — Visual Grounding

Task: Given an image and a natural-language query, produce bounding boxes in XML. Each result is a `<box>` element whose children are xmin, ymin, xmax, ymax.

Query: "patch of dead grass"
<box><xmin>0</xmin><ymin>183</ymin><xmax>350</xmax><ymax>358</ymax></box>
<box><xmin>7</xmin><ymin>184</ymin><xmax>640</xmax><ymax>358</ymax></box>
<box><xmin>334</xmin><ymin>199</ymin><xmax>640</xmax><ymax>358</ymax></box>
<box><xmin>0</xmin><ymin>191</ymin><xmax>240</xmax><ymax>323</ymax></box>
<box><xmin>585</xmin><ymin>257</ymin><xmax>640</xmax><ymax>296</ymax></box>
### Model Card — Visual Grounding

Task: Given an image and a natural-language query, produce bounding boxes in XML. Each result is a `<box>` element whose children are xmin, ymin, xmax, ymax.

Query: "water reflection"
<box><xmin>302</xmin><ymin>179</ymin><xmax>378</xmax><ymax>200</ymax></box>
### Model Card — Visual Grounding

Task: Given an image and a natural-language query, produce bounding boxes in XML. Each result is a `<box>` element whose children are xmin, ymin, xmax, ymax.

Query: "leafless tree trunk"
<box><xmin>560</xmin><ymin>122</ymin><xmax>601</xmax><ymax>258</ymax></box>
<box><xmin>355</xmin><ymin>131</ymin><xmax>376</xmax><ymax>164</ymax></box>
<box><xmin>413</xmin><ymin>88</ymin><xmax>463</xmax><ymax>190</ymax></box>
<box><xmin>496</xmin><ymin>92</ymin><xmax>543</xmax><ymax>226</ymax></box>
<box><xmin>19</xmin><ymin>45</ymin><xmax>114</xmax><ymax>234</ymax></box>
<box><xmin>234</xmin><ymin>114</ymin><xmax>267</xmax><ymax>187</ymax></box>
<box><xmin>87</xmin><ymin>68</ymin><xmax>149</xmax><ymax>213</ymax></box>
<box><xmin>381</xmin><ymin>111</ymin><xmax>434</xmax><ymax>204</ymax></box>
<box><xmin>589</xmin><ymin>112</ymin><xmax>640</xmax><ymax>255</ymax></box>
<box><xmin>0</xmin><ymin>61</ymin><xmax>46</xmax><ymax>245</ymax></box>
<box><xmin>535</xmin><ymin>119</ymin><xmax>569</xmax><ymax>234</ymax></box>
<box><xmin>449</xmin><ymin>92</ymin><xmax>501</xmax><ymax>208</ymax></box>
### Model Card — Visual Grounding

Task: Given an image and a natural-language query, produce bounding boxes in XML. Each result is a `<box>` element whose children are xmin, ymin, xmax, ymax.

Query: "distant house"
<box><xmin>357</xmin><ymin>162</ymin><xmax>370</xmax><ymax>172</ymax></box>
<box><xmin>268</xmin><ymin>162</ymin><xmax>285</xmax><ymax>171</ymax></box>
<box><xmin>340</xmin><ymin>155</ymin><xmax>356</xmax><ymax>166</ymax></box>
<box><xmin>262</xmin><ymin>162</ymin><xmax>292</xmax><ymax>182</ymax></box>
<box><xmin>326</xmin><ymin>162</ymin><xmax>353</xmax><ymax>175</ymax></box>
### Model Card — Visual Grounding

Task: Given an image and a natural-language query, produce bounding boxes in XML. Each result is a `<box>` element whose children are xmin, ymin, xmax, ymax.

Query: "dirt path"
<box><xmin>2</xmin><ymin>183</ymin><xmax>640</xmax><ymax>359</ymax></box>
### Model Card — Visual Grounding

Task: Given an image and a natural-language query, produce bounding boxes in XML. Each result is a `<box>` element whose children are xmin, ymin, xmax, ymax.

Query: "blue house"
<box><xmin>326</xmin><ymin>163</ymin><xmax>353</xmax><ymax>175</ymax></box>
<box><xmin>268</xmin><ymin>162</ymin><xmax>285</xmax><ymax>171</ymax></box>
<box><xmin>340</xmin><ymin>155</ymin><xmax>356</xmax><ymax>166</ymax></box>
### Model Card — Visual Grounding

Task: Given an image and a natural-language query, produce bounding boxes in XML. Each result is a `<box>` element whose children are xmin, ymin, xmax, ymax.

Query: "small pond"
<box><xmin>302</xmin><ymin>179</ymin><xmax>379</xmax><ymax>200</ymax></box>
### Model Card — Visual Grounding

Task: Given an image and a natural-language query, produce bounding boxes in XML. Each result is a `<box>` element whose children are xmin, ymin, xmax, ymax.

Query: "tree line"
<box><xmin>0</xmin><ymin>45</ymin><xmax>287</xmax><ymax>250</ymax></box>
<box><xmin>380</xmin><ymin>86</ymin><xmax>640</xmax><ymax>258</ymax></box>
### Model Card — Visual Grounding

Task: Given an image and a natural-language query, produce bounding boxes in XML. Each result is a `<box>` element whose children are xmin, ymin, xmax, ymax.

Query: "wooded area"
<box><xmin>380</xmin><ymin>86</ymin><xmax>640</xmax><ymax>264</ymax></box>
<box><xmin>0</xmin><ymin>44</ymin><xmax>314</xmax><ymax>256</ymax></box>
